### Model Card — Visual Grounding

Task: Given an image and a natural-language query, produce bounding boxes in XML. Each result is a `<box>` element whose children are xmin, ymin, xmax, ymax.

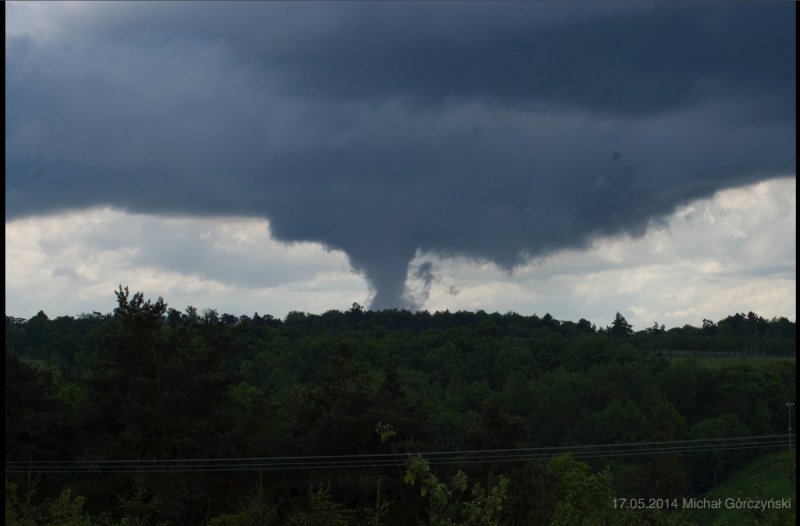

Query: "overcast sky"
<box><xmin>5</xmin><ymin>2</ymin><xmax>796</xmax><ymax>329</ymax></box>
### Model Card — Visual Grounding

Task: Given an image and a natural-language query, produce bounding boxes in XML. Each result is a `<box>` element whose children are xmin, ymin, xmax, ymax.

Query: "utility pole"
<box><xmin>787</xmin><ymin>402</ymin><xmax>795</xmax><ymax>450</ymax></box>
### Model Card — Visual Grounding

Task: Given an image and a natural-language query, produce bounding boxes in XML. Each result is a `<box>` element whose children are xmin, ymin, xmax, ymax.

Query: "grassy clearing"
<box><xmin>703</xmin><ymin>449</ymin><xmax>795</xmax><ymax>525</ymax></box>
<box><xmin>669</xmin><ymin>356</ymin><xmax>795</xmax><ymax>370</ymax></box>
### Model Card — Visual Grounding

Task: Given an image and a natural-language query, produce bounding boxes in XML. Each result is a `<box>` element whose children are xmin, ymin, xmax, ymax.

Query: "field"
<box><xmin>669</xmin><ymin>356</ymin><xmax>796</xmax><ymax>370</ymax></box>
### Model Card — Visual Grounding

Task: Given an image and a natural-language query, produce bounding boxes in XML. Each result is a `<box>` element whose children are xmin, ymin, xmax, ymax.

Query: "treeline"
<box><xmin>5</xmin><ymin>288</ymin><xmax>796</xmax><ymax>525</ymax></box>
<box><xmin>7</xmin><ymin>305</ymin><xmax>794</xmax><ymax>372</ymax></box>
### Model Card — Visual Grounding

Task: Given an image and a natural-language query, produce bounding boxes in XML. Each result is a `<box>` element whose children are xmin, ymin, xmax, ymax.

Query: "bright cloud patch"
<box><xmin>407</xmin><ymin>177</ymin><xmax>796</xmax><ymax>329</ymax></box>
<box><xmin>5</xmin><ymin>208</ymin><xmax>367</xmax><ymax>318</ymax></box>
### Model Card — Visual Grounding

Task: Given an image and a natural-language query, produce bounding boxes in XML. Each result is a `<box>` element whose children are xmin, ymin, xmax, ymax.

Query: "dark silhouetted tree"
<box><xmin>610</xmin><ymin>312</ymin><xmax>633</xmax><ymax>338</ymax></box>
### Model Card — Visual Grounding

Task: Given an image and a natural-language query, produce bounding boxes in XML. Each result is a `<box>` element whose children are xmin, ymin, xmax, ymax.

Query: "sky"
<box><xmin>5</xmin><ymin>1</ymin><xmax>796</xmax><ymax>330</ymax></box>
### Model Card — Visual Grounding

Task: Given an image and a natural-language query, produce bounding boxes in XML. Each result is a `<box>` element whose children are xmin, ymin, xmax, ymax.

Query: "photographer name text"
<box><xmin>614</xmin><ymin>497</ymin><xmax>792</xmax><ymax>510</ymax></box>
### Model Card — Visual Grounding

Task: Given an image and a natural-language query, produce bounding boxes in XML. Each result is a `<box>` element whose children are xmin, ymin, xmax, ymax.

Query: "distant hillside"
<box><xmin>703</xmin><ymin>449</ymin><xmax>795</xmax><ymax>526</ymax></box>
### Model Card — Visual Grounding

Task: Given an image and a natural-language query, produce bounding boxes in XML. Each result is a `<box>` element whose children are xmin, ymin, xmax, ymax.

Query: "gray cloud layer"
<box><xmin>6</xmin><ymin>2</ymin><xmax>796</xmax><ymax>308</ymax></box>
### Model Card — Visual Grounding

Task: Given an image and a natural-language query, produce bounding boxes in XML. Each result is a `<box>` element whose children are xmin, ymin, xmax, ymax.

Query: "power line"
<box><xmin>6</xmin><ymin>434</ymin><xmax>783</xmax><ymax>464</ymax></box>
<box><xmin>6</xmin><ymin>443</ymin><xmax>786</xmax><ymax>474</ymax></box>
<box><xmin>5</xmin><ymin>435</ymin><xmax>786</xmax><ymax>474</ymax></box>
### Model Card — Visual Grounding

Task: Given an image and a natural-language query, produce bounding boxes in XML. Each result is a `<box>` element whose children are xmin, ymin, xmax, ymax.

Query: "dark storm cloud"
<box><xmin>6</xmin><ymin>2</ymin><xmax>796</xmax><ymax>309</ymax></box>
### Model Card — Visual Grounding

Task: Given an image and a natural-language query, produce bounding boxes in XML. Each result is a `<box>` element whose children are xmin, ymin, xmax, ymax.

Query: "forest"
<box><xmin>5</xmin><ymin>287</ymin><xmax>796</xmax><ymax>525</ymax></box>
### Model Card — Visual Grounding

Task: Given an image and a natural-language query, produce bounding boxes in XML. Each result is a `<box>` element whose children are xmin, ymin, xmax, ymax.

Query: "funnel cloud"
<box><xmin>6</xmin><ymin>2</ymin><xmax>796</xmax><ymax>309</ymax></box>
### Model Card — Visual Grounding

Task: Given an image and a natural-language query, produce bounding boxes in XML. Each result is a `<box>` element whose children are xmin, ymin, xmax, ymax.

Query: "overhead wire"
<box><xmin>5</xmin><ymin>434</ymin><xmax>789</xmax><ymax>474</ymax></box>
